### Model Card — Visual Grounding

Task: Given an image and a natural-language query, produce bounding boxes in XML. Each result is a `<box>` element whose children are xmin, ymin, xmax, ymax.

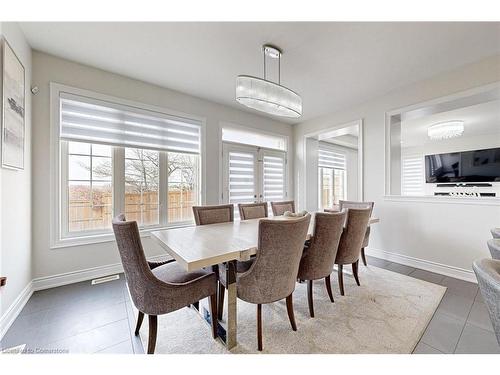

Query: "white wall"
<box><xmin>295</xmin><ymin>55</ymin><xmax>500</xmax><ymax>278</ymax></box>
<box><xmin>0</xmin><ymin>23</ymin><xmax>32</xmax><ymax>319</ymax></box>
<box><xmin>31</xmin><ymin>51</ymin><xmax>293</xmax><ymax>280</ymax></box>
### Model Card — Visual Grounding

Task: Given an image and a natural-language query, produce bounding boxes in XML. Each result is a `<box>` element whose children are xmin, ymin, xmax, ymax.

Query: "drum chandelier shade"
<box><xmin>236</xmin><ymin>45</ymin><xmax>302</xmax><ymax>118</ymax></box>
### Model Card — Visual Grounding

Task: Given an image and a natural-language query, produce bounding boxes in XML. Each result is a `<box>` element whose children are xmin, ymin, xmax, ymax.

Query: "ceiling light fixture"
<box><xmin>427</xmin><ymin>120</ymin><xmax>464</xmax><ymax>140</ymax></box>
<box><xmin>236</xmin><ymin>44</ymin><xmax>302</xmax><ymax>118</ymax></box>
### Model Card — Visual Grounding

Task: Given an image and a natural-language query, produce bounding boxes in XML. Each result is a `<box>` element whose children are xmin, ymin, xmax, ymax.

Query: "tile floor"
<box><xmin>1</xmin><ymin>256</ymin><xmax>499</xmax><ymax>354</ymax></box>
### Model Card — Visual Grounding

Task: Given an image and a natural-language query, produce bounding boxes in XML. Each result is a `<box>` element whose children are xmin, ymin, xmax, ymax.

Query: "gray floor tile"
<box><xmin>413</xmin><ymin>341</ymin><xmax>444</xmax><ymax>354</ymax></box>
<box><xmin>467</xmin><ymin>300</ymin><xmax>494</xmax><ymax>332</ymax></box>
<box><xmin>454</xmin><ymin>323</ymin><xmax>500</xmax><ymax>354</ymax></box>
<box><xmin>365</xmin><ymin>256</ymin><xmax>391</xmax><ymax>268</ymax></box>
<box><xmin>439</xmin><ymin>277</ymin><xmax>478</xmax><ymax>300</ymax></box>
<box><xmin>474</xmin><ymin>290</ymin><xmax>486</xmax><ymax>305</ymax></box>
<box><xmin>409</xmin><ymin>269</ymin><xmax>445</xmax><ymax>284</ymax></box>
<box><xmin>38</xmin><ymin>301</ymin><xmax>129</xmax><ymax>345</ymax></box>
<box><xmin>42</xmin><ymin>319</ymin><xmax>131</xmax><ymax>354</ymax></box>
<box><xmin>97</xmin><ymin>340</ymin><xmax>134</xmax><ymax>354</ymax></box>
<box><xmin>385</xmin><ymin>262</ymin><xmax>416</xmax><ymax>275</ymax></box>
<box><xmin>421</xmin><ymin>311</ymin><xmax>464</xmax><ymax>353</ymax></box>
<box><xmin>436</xmin><ymin>291</ymin><xmax>474</xmax><ymax>323</ymax></box>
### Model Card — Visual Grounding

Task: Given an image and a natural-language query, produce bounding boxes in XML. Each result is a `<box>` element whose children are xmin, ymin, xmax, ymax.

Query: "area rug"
<box><xmin>136</xmin><ymin>266</ymin><xmax>446</xmax><ymax>354</ymax></box>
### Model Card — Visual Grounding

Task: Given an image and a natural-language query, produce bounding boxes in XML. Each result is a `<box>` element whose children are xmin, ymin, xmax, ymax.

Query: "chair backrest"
<box><xmin>237</xmin><ymin>214</ymin><xmax>311</xmax><ymax>304</ymax></box>
<box><xmin>335</xmin><ymin>208</ymin><xmax>371</xmax><ymax>265</ymax></box>
<box><xmin>238</xmin><ymin>202</ymin><xmax>268</xmax><ymax>220</ymax></box>
<box><xmin>473</xmin><ymin>258</ymin><xmax>500</xmax><ymax>345</ymax></box>
<box><xmin>491</xmin><ymin>228</ymin><xmax>500</xmax><ymax>239</ymax></box>
<box><xmin>271</xmin><ymin>200</ymin><xmax>295</xmax><ymax>216</ymax></box>
<box><xmin>112</xmin><ymin>214</ymin><xmax>156</xmax><ymax>312</ymax></box>
<box><xmin>298</xmin><ymin>211</ymin><xmax>346</xmax><ymax>280</ymax></box>
<box><xmin>488</xmin><ymin>239</ymin><xmax>500</xmax><ymax>260</ymax></box>
<box><xmin>192</xmin><ymin>204</ymin><xmax>234</xmax><ymax>225</ymax></box>
<box><xmin>339</xmin><ymin>200</ymin><xmax>374</xmax><ymax>216</ymax></box>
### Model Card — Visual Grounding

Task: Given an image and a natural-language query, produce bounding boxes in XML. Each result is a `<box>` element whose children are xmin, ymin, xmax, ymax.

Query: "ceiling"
<box><xmin>19</xmin><ymin>22</ymin><xmax>500</xmax><ymax>124</ymax></box>
<box><xmin>401</xmin><ymin>100</ymin><xmax>500</xmax><ymax>148</ymax></box>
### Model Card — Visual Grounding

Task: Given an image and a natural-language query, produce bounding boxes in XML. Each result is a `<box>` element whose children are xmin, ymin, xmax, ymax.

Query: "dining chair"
<box><xmin>472</xmin><ymin>258</ymin><xmax>500</xmax><ymax>345</ymax></box>
<box><xmin>238</xmin><ymin>202</ymin><xmax>268</xmax><ymax>220</ymax></box>
<box><xmin>192</xmin><ymin>204</ymin><xmax>234</xmax><ymax>225</ymax></box>
<box><xmin>334</xmin><ymin>207</ymin><xmax>371</xmax><ymax>296</ymax></box>
<box><xmin>338</xmin><ymin>200</ymin><xmax>374</xmax><ymax>267</ymax></box>
<box><xmin>112</xmin><ymin>214</ymin><xmax>218</xmax><ymax>354</ymax></box>
<box><xmin>488</xmin><ymin>239</ymin><xmax>500</xmax><ymax>260</ymax></box>
<box><xmin>297</xmin><ymin>211</ymin><xmax>346</xmax><ymax>317</ymax></box>
<box><xmin>271</xmin><ymin>200</ymin><xmax>295</xmax><ymax>216</ymax></box>
<box><xmin>491</xmin><ymin>228</ymin><xmax>500</xmax><ymax>239</ymax></box>
<box><xmin>219</xmin><ymin>214</ymin><xmax>311</xmax><ymax>351</ymax></box>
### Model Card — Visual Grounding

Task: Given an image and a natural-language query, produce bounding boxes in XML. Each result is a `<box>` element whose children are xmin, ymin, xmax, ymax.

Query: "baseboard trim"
<box><xmin>0</xmin><ymin>254</ymin><xmax>168</xmax><ymax>340</ymax></box>
<box><xmin>0</xmin><ymin>281</ymin><xmax>34</xmax><ymax>340</ymax></box>
<box><xmin>366</xmin><ymin>247</ymin><xmax>477</xmax><ymax>283</ymax></box>
<box><xmin>31</xmin><ymin>254</ymin><xmax>168</xmax><ymax>291</ymax></box>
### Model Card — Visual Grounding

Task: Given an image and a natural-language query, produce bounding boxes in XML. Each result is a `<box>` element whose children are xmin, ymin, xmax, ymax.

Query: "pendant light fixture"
<box><xmin>236</xmin><ymin>44</ymin><xmax>302</xmax><ymax>118</ymax></box>
<box><xmin>427</xmin><ymin>120</ymin><xmax>465</xmax><ymax>140</ymax></box>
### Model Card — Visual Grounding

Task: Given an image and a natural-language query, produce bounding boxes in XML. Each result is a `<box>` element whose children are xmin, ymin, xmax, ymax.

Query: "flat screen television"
<box><xmin>425</xmin><ymin>147</ymin><xmax>500</xmax><ymax>183</ymax></box>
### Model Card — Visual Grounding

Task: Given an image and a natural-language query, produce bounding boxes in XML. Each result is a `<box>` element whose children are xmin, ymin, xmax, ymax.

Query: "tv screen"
<box><xmin>425</xmin><ymin>147</ymin><xmax>500</xmax><ymax>183</ymax></box>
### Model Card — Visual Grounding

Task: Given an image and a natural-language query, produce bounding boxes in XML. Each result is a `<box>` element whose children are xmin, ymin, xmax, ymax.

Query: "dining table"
<box><xmin>151</xmin><ymin>212</ymin><xmax>380</xmax><ymax>349</ymax></box>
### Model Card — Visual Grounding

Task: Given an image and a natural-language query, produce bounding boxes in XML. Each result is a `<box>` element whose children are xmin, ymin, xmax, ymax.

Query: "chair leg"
<box><xmin>285</xmin><ymin>294</ymin><xmax>297</xmax><ymax>331</ymax></box>
<box><xmin>217</xmin><ymin>283</ymin><xmax>225</xmax><ymax>320</ymax></box>
<box><xmin>307</xmin><ymin>280</ymin><xmax>314</xmax><ymax>318</ymax></box>
<box><xmin>325</xmin><ymin>275</ymin><xmax>334</xmax><ymax>303</ymax></box>
<box><xmin>209</xmin><ymin>293</ymin><xmax>218</xmax><ymax>339</ymax></box>
<box><xmin>147</xmin><ymin>315</ymin><xmax>158</xmax><ymax>354</ymax></box>
<box><xmin>257</xmin><ymin>304</ymin><xmax>263</xmax><ymax>351</ymax></box>
<box><xmin>361</xmin><ymin>248</ymin><xmax>367</xmax><ymax>266</ymax></box>
<box><xmin>135</xmin><ymin>311</ymin><xmax>144</xmax><ymax>335</ymax></box>
<box><xmin>352</xmin><ymin>260</ymin><xmax>360</xmax><ymax>286</ymax></box>
<box><xmin>192</xmin><ymin>301</ymin><xmax>199</xmax><ymax>310</ymax></box>
<box><xmin>338</xmin><ymin>264</ymin><xmax>345</xmax><ymax>296</ymax></box>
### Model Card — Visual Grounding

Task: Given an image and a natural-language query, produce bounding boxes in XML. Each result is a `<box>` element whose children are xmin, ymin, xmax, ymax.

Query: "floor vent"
<box><xmin>91</xmin><ymin>274</ymin><xmax>120</xmax><ymax>285</ymax></box>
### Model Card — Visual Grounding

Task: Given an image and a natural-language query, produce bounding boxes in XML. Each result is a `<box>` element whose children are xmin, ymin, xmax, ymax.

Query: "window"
<box><xmin>401</xmin><ymin>154</ymin><xmax>424</xmax><ymax>196</ymax></box>
<box><xmin>167</xmin><ymin>152</ymin><xmax>199</xmax><ymax>223</ymax></box>
<box><xmin>66</xmin><ymin>142</ymin><xmax>113</xmax><ymax>232</ymax></box>
<box><xmin>221</xmin><ymin>125</ymin><xmax>288</xmax><ymax>217</ymax></box>
<box><xmin>318</xmin><ymin>148</ymin><xmax>346</xmax><ymax>208</ymax></box>
<box><xmin>56</xmin><ymin>86</ymin><xmax>202</xmax><ymax>243</ymax></box>
<box><xmin>125</xmin><ymin>148</ymin><xmax>160</xmax><ymax>226</ymax></box>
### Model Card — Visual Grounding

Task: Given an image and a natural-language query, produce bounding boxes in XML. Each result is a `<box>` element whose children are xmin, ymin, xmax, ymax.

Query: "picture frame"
<box><xmin>1</xmin><ymin>37</ymin><xmax>25</xmax><ymax>170</ymax></box>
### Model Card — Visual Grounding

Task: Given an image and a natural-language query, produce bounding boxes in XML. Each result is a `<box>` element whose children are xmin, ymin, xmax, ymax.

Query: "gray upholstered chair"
<box><xmin>488</xmin><ymin>239</ymin><xmax>500</xmax><ymax>260</ymax></box>
<box><xmin>297</xmin><ymin>211</ymin><xmax>346</xmax><ymax>317</ymax></box>
<box><xmin>219</xmin><ymin>214</ymin><xmax>311</xmax><ymax>351</ymax></box>
<box><xmin>271</xmin><ymin>200</ymin><xmax>295</xmax><ymax>216</ymax></box>
<box><xmin>472</xmin><ymin>258</ymin><xmax>500</xmax><ymax>345</ymax></box>
<box><xmin>112</xmin><ymin>214</ymin><xmax>218</xmax><ymax>354</ymax></box>
<box><xmin>338</xmin><ymin>200</ymin><xmax>374</xmax><ymax>267</ymax></box>
<box><xmin>238</xmin><ymin>202</ymin><xmax>268</xmax><ymax>220</ymax></box>
<box><xmin>192</xmin><ymin>204</ymin><xmax>234</xmax><ymax>225</ymax></box>
<box><xmin>491</xmin><ymin>228</ymin><xmax>500</xmax><ymax>239</ymax></box>
<box><xmin>334</xmin><ymin>208</ymin><xmax>371</xmax><ymax>296</ymax></box>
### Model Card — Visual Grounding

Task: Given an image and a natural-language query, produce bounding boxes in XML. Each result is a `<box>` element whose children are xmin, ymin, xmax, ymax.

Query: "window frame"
<box><xmin>50</xmin><ymin>83</ymin><xmax>206</xmax><ymax>249</ymax></box>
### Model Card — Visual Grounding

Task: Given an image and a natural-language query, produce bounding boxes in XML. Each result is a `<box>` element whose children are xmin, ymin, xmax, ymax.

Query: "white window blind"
<box><xmin>402</xmin><ymin>155</ymin><xmax>424</xmax><ymax>196</ymax></box>
<box><xmin>228</xmin><ymin>151</ymin><xmax>256</xmax><ymax>204</ymax></box>
<box><xmin>60</xmin><ymin>93</ymin><xmax>201</xmax><ymax>154</ymax></box>
<box><xmin>318</xmin><ymin>148</ymin><xmax>346</xmax><ymax>170</ymax></box>
<box><xmin>263</xmin><ymin>153</ymin><xmax>286</xmax><ymax>201</ymax></box>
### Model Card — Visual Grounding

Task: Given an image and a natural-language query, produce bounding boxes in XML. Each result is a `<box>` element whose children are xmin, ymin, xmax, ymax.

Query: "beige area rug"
<box><xmin>137</xmin><ymin>266</ymin><xmax>446</xmax><ymax>354</ymax></box>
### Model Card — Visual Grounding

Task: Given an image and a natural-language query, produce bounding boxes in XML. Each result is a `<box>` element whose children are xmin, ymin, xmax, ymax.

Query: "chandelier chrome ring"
<box><xmin>235</xmin><ymin>75</ymin><xmax>302</xmax><ymax>118</ymax></box>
